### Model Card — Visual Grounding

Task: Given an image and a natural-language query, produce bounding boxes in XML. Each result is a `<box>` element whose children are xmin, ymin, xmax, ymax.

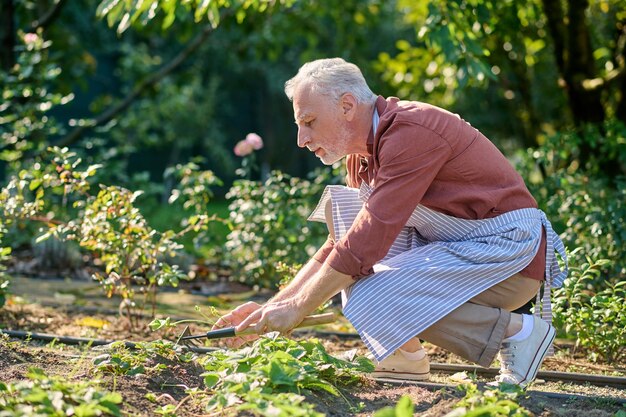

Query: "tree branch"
<box><xmin>57</xmin><ymin>23</ymin><xmax>215</xmax><ymax>148</ymax></box>
<box><xmin>581</xmin><ymin>65</ymin><xmax>626</xmax><ymax>91</ymax></box>
<box><xmin>30</xmin><ymin>0</ymin><xmax>68</xmax><ymax>31</ymax></box>
<box><xmin>28</xmin><ymin>215</ymin><xmax>65</xmax><ymax>226</ymax></box>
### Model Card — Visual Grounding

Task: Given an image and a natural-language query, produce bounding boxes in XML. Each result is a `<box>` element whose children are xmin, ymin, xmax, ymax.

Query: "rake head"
<box><xmin>175</xmin><ymin>326</ymin><xmax>201</xmax><ymax>348</ymax></box>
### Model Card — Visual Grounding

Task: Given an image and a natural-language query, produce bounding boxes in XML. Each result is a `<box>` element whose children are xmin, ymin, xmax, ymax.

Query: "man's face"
<box><xmin>293</xmin><ymin>84</ymin><xmax>352</xmax><ymax>165</ymax></box>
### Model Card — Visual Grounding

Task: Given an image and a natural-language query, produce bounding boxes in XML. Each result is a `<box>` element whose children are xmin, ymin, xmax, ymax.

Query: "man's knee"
<box><xmin>470</xmin><ymin>273</ymin><xmax>541</xmax><ymax>311</ymax></box>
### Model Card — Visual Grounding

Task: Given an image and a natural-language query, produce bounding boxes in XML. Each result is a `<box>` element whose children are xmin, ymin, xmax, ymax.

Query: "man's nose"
<box><xmin>297</xmin><ymin>128</ymin><xmax>309</xmax><ymax>148</ymax></box>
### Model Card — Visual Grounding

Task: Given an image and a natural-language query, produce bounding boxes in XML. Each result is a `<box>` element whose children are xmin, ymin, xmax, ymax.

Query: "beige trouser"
<box><xmin>324</xmin><ymin>201</ymin><xmax>542</xmax><ymax>368</ymax></box>
<box><xmin>418</xmin><ymin>273</ymin><xmax>541</xmax><ymax>367</ymax></box>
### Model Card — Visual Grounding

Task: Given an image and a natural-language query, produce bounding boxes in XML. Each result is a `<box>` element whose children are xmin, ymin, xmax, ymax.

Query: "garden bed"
<box><xmin>1</xmin><ymin>288</ymin><xmax>625</xmax><ymax>416</ymax></box>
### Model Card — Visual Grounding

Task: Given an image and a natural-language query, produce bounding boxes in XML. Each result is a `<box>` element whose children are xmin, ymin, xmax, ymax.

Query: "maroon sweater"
<box><xmin>313</xmin><ymin>96</ymin><xmax>546</xmax><ymax>280</ymax></box>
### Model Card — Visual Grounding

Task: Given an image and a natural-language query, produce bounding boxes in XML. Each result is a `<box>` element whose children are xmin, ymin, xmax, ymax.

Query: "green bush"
<box><xmin>515</xmin><ymin>121</ymin><xmax>626</xmax><ymax>278</ymax></box>
<box><xmin>0</xmin><ymin>148</ymin><xmax>224</xmax><ymax>319</ymax></box>
<box><xmin>529</xmin><ymin>172</ymin><xmax>625</xmax><ymax>277</ymax></box>
<box><xmin>515</xmin><ymin>122</ymin><xmax>626</xmax><ymax>361</ymax></box>
<box><xmin>552</xmin><ymin>253</ymin><xmax>625</xmax><ymax>364</ymax></box>
<box><xmin>224</xmin><ymin>170</ymin><xmax>328</xmax><ymax>289</ymax></box>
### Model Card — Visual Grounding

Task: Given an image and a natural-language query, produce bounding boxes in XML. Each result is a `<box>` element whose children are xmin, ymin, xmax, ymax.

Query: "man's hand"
<box><xmin>212</xmin><ymin>301</ymin><xmax>262</xmax><ymax>348</ymax></box>
<box><xmin>211</xmin><ymin>260</ymin><xmax>350</xmax><ymax>349</ymax></box>
<box><xmin>236</xmin><ymin>297</ymin><xmax>308</xmax><ymax>337</ymax></box>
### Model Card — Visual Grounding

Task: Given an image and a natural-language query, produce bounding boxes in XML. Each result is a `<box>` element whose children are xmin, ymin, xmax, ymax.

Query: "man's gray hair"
<box><xmin>284</xmin><ymin>57</ymin><xmax>377</xmax><ymax>104</ymax></box>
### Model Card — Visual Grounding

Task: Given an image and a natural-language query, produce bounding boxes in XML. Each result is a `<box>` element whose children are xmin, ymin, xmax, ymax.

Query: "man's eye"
<box><xmin>305</xmin><ymin>120</ymin><xmax>313</xmax><ymax>127</ymax></box>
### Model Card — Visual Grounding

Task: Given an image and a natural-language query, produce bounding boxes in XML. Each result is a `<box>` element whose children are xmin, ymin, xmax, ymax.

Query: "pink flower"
<box><xmin>245</xmin><ymin>133</ymin><xmax>263</xmax><ymax>150</ymax></box>
<box><xmin>234</xmin><ymin>133</ymin><xmax>263</xmax><ymax>157</ymax></box>
<box><xmin>234</xmin><ymin>140</ymin><xmax>254</xmax><ymax>157</ymax></box>
<box><xmin>24</xmin><ymin>33</ymin><xmax>39</xmax><ymax>44</ymax></box>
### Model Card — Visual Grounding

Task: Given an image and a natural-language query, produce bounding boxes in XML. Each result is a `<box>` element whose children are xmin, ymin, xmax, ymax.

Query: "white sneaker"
<box><xmin>371</xmin><ymin>350</ymin><xmax>430</xmax><ymax>381</ymax></box>
<box><xmin>494</xmin><ymin>315</ymin><xmax>556</xmax><ymax>387</ymax></box>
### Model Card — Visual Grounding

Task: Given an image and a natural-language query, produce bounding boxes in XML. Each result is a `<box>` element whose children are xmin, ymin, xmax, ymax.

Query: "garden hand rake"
<box><xmin>177</xmin><ymin>312</ymin><xmax>337</xmax><ymax>347</ymax></box>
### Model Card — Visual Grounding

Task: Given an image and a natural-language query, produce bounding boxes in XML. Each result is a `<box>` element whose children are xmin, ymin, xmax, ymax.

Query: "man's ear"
<box><xmin>340</xmin><ymin>93</ymin><xmax>357</xmax><ymax>122</ymax></box>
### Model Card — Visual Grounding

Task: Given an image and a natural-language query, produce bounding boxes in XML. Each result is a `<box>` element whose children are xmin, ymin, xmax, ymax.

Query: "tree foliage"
<box><xmin>378</xmin><ymin>0</ymin><xmax>626</xmax><ymax>156</ymax></box>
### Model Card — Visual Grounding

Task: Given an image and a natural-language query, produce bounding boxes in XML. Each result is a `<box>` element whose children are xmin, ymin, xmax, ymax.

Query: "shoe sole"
<box><xmin>519</xmin><ymin>324</ymin><xmax>556</xmax><ymax>386</ymax></box>
<box><xmin>372</xmin><ymin>370</ymin><xmax>430</xmax><ymax>381</ymax></box>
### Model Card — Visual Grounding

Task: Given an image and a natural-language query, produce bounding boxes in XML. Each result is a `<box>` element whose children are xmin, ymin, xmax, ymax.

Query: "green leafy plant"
<box><xmin>0</xmin><ymin>367</ymin><xmax>122</xmax><ymax>416</ymax></box>
<box><xmin>276</xmin><ymin>261</ymin><xmax>303</xmax><ymax>289</ymax></box>
<box><xmin>513</xmin><ymin>122</ymin><xmax>626</xmax><ymax>362</ymax></box>
<box><xmin>93</xmin><ymin>340</ymin><xmax>195</xmax><ymax>377</ymax></box>
<box><xmin>165</xmin><ymin>161</ymin><xmax>223</xmax><ymax>217</ymax></box>
<box><xmin>552</xmin><ymin>253</ymin><xmax>626</xmax><ymax>364</ymax></box>
<box><xmin>225</xmin><ymin>170</ymin><xmax>328</xmax><ymax>288</ymax></box>
<box><xmin>444</xmin><ymin>383</ymin><xmax>532</xmax><ymax>417</ymax></box>
<box><xmin>164</xmin><ymin>160</ymin><xmax>226</xmax><ymax>255</ymax></box>
<box><xmin>199</xmin><ymin>333</ymin><xmax>373</xmax><ymax>416</ymax></box>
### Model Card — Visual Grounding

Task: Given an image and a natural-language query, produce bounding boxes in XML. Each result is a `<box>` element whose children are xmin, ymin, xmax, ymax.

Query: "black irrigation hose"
<box><xmin>374</xmin><ymin>378</ymin><xmax>626</xmax><ymax>405</ymax></box>
<box><xmin>428</xmin><ymin>363</ymin><xmax>626</xmax><ymax>389</ymax></box>
<box><xmin>0</xmin><ymin>329</ymin><xmax>218</xmax><ymax>354</ymax></box>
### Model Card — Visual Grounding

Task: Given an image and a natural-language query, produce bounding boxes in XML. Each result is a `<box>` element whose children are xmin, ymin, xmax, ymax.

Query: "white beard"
<box><xmin>318</xmin><ymin>123</ymin><xmax>351</xmax><ymax>165</ymax></box>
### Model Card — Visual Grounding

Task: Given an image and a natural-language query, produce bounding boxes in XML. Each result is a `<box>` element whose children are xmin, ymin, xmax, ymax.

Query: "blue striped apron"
<box><xmin>308</xmin><ymin>183</ymin><xmax>568</xmax><ymax>362</ymax></box>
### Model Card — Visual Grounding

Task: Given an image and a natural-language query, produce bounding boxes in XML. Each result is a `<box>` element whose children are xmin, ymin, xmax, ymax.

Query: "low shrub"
<box><xmin>515</xmin><ymin>120</ymin><xmax>626</xmax><ymax>279</ymax></box>
<box><xmin>0</xmin><ymin>147</ymin><xmax>223</xmax><ymax>320</ymax></box>
<box><xmin>224</xmin><ymin>170</ymin><xmax>329</xmax><ymax>289</ymax></box>
<box><xmin>514</xmin><ymin>122</ymin><xmax>626</xmax><ymax>362</ymax></box>
<box><xmin>552</xmin><ymin>252</ymin><xmax>625</xmax><ymax>364</ymax></box>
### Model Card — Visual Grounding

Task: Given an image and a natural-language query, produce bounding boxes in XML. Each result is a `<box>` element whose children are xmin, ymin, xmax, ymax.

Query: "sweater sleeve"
<box><xmin>326</xmin><ymin>122</ymin><xmax>452</xmax><ymax>278</ymax></box>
